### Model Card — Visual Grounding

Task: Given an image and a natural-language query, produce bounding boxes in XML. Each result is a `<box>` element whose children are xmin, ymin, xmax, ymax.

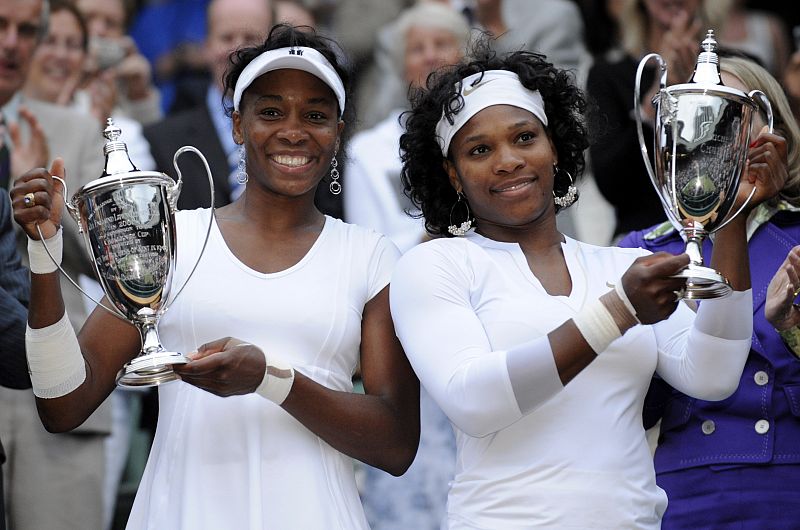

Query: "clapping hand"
<box><xmin>766</xmin><ymin>246</ymin><xmax>800</xmax><ymax>332</ymax></box>
<box><xmin>621</xmin><ymin>252</ymin><xmax>690</xmax><ymax>324</ymax></box>
<box><xmin>173</xmin><ymin>337</ymin><xmax>267</xmax><ymax>397</ymax></box>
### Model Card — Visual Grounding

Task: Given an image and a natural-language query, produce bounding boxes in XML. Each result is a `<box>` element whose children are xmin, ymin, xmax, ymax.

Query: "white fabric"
<box><xmin>233</xmin><ymin>47</ymin><xmax>346</xmax><ymax>116</ymax></box>
<box><xmin>615</xmin><ymin>280</ymin><xmax>640</xmax><ymax>323</ymax></box>
<box><xmin>127</xmin><ymin>210</ymin><xmax>399</xmax><ymax>530</ymax></box>
<box><xmin>572</xmin><ymin>296</ymin><xmax>622</xmax><ymax>354</ymax></box>
<box><xmin>26</xmin><ymin>311</ymin><xmax>86</xmax><ymax>398</ymax></box>
<box><xmin>27</xmin><ymin>228</ymin><xmax>62</xmax><ymax>274</ymax></box>
<box><xmin>254</xmin><ymin>350</ymin><xmax>295</xmax><ymax>405</ymax></box>
<box><xmin>435</xmin><ymin>70</ymin><xmax>548</xmax><ymax>156</ymax></box>
<box><xmin>344</xmin><ymin>110</ymin><xmax>426</xmax><ymax>253</ymax></box>
<box><xmin>390</xmin><ymin>232</ymin><xmax>751</xmax><ymax>529</ymax></box>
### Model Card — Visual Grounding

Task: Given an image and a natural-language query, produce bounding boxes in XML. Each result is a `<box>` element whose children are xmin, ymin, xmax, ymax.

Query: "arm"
<box><xmin>173</xmin><ymin>286</ymin><xmax>421</xmax><ymax>476</ymax></box>
<box><xmin>0</xmin><ymin>193</ymin><xmax>31</xmax><ymax>390</ymax></box>
<box><xmin>11</xmin><ymin>161</ymin><xmax>141</xmax><ymax>432</ymax></box>
<box><xmin>390</xmin><ymin>243</ymin><xmax>689</xmax><ymax>438</ymax></box>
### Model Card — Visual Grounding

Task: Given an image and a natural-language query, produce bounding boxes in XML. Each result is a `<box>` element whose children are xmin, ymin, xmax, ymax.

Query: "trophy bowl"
<box><xmin>46</xmin><ymin>119</ymin><xmax>215</xmax><ymax>386</ymax></box>
<box><xmin>634</xmin><ymin>30</ymin><xmax>773</xmax><ymax>299</ymax></box>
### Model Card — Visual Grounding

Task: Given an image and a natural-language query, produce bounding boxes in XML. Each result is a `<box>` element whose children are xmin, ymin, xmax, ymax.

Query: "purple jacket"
<box><xmin>619</xmin><ymin>212</ymin><xmax>800</xmax><ymax>473</ymax></box>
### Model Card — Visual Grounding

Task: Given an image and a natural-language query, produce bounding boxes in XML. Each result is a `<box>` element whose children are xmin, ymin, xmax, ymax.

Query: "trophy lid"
<box><xmin>690</xmin><ymin>30</ymin><xmax>722</xmax><ymax>86</ymax></box>
<box><xmin>101</xmin><ymin>118</ymin><xmax>139</xmax><ymax>177</ymax></box>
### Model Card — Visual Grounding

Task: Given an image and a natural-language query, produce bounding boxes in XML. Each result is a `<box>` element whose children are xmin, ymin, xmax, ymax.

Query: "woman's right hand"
<box><xmin>10</xmin><ymin>158</ymin><xmax>66</xmax><ymax>240</ymax></box>
<box><xmin>621</xmin><ymin>252</ymin><xmax>690</xmax><ymax>325</ymax></box>
<box><xmin>766</xmin><ymin>245</ymin><xmax>800</xmax><ymax>331</ymax></box>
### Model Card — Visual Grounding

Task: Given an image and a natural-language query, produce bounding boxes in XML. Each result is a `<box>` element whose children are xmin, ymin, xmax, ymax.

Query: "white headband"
<box><xmin>435</xmin><ymin>70</ymin><xmax>548</xmax><ymax>156</ymax></box>
<box><xmin>233</xmin><ymin>46</ymin><xmax>346</xmax><ymax>117</ymax></box>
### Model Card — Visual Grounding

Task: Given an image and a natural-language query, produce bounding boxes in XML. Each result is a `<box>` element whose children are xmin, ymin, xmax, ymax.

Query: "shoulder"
<box><xmin>575</xmin><ymin>238</ymin><xmax>650</xmax><ymax>267</ymax></box>
<box><xmin>326</xmin><ymin>216</ymin><xmax>401</xmax><ymax>255</ymax></box>
<box><xmin>395</xmin><ymin>237</ymin><xmax>471</xmax><ymax>279</ymax></box>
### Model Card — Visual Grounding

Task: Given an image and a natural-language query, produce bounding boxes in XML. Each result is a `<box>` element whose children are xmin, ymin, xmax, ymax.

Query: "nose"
<box><xmin>493</xmin><ymin>144</ymin><xmax>525</xmax><ymax>174</ymax></box>
<box><xmin>276</xmin><ymin>115</ymin><xmax>309</xmax><ymax>145</ymax></box>
<box><xmin>0</xmin><ymin>25</ymin><xmax>20</xmax><ymax>48</ymax></box>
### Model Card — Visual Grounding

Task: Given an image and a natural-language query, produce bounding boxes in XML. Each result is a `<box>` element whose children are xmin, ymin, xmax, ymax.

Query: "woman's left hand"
<box><xmin>736</xmin><ymin>126</ymin><xmax>788</xmax><ymax>211</ymax></box>
<box><xmin>173</xmin><ymin>337</ymin><xmax>266</xmax><ymax>397</ymax></box>
<box><xmin>766</xmin><ymin>245</ymin><xmax>800</xmax><ymax>331</ymax></box>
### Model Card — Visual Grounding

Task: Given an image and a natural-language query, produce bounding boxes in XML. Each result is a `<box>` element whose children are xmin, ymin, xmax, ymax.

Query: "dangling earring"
<box><xmin>552</xmin><ymin>164</ymin><xmax>577</xmax><ymax>209</ymax></box>
<box><xmin>329</xmin><ymin>156</ymin><xmax>341</xmax><ymax>195</ymax></box>
<box><xmin>236</xmin><ymin>145</ymin><xmax>248</xmax><ymax>185</ymax></box>
<box><xmin>447</xmin><ymin>192</ymin><xmax>472</xmax><ymax>236</ymax></box>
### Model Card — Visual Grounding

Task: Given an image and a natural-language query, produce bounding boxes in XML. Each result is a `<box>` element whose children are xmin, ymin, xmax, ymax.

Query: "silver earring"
<box><xmin>329</xmin><ymin>156</ymin><xmax>341</xmax><ymax>195</ymax></box>
<box><xmin>447</xmin><ymin>192</ymin><xmax>472</xmax><ymax>236</ymax></box>
<box><xmin>552</xmin><ymin>164</ymin><xmax>577</xmax><ymax>209</ymax></box>
<box><xmin>236</xmin><ymin>145</ymin><xmax>248</xmax><ymax>185</ymax></box>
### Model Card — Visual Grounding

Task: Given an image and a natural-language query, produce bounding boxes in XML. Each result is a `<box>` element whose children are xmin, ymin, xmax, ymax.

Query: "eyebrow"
<box><xmin>253</xmin><ymin>94</ymin><xmax>335</xmax><ymax>106</ymax></box>
<box><xmin>462</xmin><ymin>120</ymin><xmax>537</xmax><ymax>143</ymax></box>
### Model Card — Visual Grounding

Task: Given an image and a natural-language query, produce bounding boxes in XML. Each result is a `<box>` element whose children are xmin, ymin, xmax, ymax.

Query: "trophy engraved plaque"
<box><xmin>634</xmin><ymin>30</ymin><xmax>773</xmax><ymax>299</ymax></box>
<box><xmin>46</xmin><ymin>119</ymin><xmax>215</xmax><ymax>386</ymax></box>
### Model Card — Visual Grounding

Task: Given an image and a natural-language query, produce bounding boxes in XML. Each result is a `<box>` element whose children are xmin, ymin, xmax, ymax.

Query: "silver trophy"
<box><xmin>634</xmin><ymin>30</ymin><xmax>773</xmax><ymax>299</ymax></box>
<box><xmin>43</xmin><ymin>119</ymin><xmax>215</xmax><ymax>386</ymax></box>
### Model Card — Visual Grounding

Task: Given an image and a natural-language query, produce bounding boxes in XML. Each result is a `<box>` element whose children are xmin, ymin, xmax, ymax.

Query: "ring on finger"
<box><xmin>22</xmin><ymin>192</ymin><xmax>36</xmax><ymax>208</ymax></box>
<box><xmin>673</xmin><ymin>288</ymin><xmax>686</xmax><ymax>302</ymax></box>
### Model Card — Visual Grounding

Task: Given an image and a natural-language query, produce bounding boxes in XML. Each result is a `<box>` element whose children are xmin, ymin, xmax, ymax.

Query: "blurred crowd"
<box><xmin>3</xmin><ymin>0</ymin><xmax>800</xmax><ymax>528</ymax></box>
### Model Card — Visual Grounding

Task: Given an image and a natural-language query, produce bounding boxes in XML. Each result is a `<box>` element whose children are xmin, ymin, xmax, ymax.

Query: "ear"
<box><xmin>443</xmin><ymin>159</ymin><xmax>461</xmax><ymax>193</ymax></box>
<box><xmin>232</xmin><ymin>111</ymin><xmax>244</xmax><ymax>145</ymax></box>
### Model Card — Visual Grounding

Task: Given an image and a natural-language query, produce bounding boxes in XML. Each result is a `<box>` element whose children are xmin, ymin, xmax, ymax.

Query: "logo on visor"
<box><xmin>289</xmin><ymin>48</ymin><xmax>304</xmax><ymax>56</ymax></box>
<box><xmin>463</xmin><ymin>78</ymin><xmax>496</xmax><ymax>96</ymax></box>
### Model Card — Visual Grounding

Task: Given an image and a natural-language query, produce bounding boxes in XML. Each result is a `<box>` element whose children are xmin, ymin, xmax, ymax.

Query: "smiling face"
<box><xmin>642</xmin><ymin>0</ymin><xmax>700</xmax><ymax>29</ymax></box>
<box><xmin>232</xmin><ymin>68</ymin><xmax>343</xmax><ymax>199</ymax></box>
<box><xmin>445</xmin><ymin>104</ymin><xmax>558</xmax><ymax>234</ymax></box>
<box><xmin>25</xmin><ymin>9</ymin><xmax>86</xmax><ymax>103</ymax></box>
<box><xmin>0</xmin><ymin>0</ymin><xmax>43</xmax><ymax>105</ymax></box>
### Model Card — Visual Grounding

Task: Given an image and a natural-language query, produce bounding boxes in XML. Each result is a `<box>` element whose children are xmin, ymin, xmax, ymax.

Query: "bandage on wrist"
<box><xmin>255</xmin><ymin>351</ymin><xmax>295</xmax><ymax>404</ymax></box>
<box><xmin>26</xmin><ymin>312</ymin><xmax>86</xmax><ymax>398</ymax></box>
<box><xmin>614</xmin><ymin>281</ymin><xmax>641</xmax><ymax>324</ymax></box>
<box><xmin>27</xmin><ymin>228</ymin><xmax>63</xmax><ymax>274</ymax></box>
<box><xmin>573</xmin><ymin>291</ymin><xmax>635</xmax><ymax>354</ymax></box>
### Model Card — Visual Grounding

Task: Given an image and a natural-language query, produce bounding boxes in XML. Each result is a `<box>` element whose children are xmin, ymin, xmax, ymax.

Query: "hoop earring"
<box><xmin>236</xmin><ymin>145</ymin><xmax>248</xmax><ymax>185</ymax></box>
<box><xmin>329</xmin><ymin>156</ymin><xmax>341</xmax><ymax>195</ymax></box>
<box><xmin>447</xmin><ymin>192</ymin><xmax>472</xmax><ymax>236</ymax></box>
<box><xmin>552</xmin><ymin>164</ymin><xmax>577</xmax><ymax>209</ymax></box>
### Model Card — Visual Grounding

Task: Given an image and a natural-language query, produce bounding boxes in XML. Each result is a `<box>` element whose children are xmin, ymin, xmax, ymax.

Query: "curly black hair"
<box><xmin>222</xmin><ymin>23</ymin><xmax>354</xmax><ymax>130</ymax></box>
<box><xmin>400</xmin><ymin>45</ymin><xmax>589</xmax><ymax>237</ymax></box>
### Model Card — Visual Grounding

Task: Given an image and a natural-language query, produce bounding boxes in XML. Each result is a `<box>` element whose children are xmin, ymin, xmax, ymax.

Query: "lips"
<box><xmin>492</xmin><ymin>177</ymin><xmax>536</xmax><ymax>193</ymax></box>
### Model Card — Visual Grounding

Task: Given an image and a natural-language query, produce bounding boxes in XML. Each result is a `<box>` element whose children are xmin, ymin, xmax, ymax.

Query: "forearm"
<box><xmin>281</xmin><ymin>372</ymin><xmax>419</xmax><ymax>476</ymax></box>
<box><xmin>710</xmin><ymin>216</ymin><xmax>751</xmax><ymax>291</ymax></box>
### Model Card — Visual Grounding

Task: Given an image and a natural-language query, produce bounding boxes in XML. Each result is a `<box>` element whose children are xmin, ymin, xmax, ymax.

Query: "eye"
<box><xmin>516</xmin><ymin>131</ymin><xmax>536</xmax><ymax>143</ymax></box>
<box><xmin>469</xmin><ymin>144</ymin><xmax>490</xmax><ymax>156</ymax></box>
<box><xmin>306</xmin><ymin>111</ymin><xmax>328</xmax><ymax>122</ymax></box>
<box><xmin>259</xmin><ymin>107</ymin><xmax>281</xmax><ymax>119</ymax></box>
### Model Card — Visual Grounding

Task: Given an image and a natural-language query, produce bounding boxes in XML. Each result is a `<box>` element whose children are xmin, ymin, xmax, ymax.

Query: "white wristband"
<box><xmin>573</xmin><ymin>298</ymin><xmax>622</xmax><ymax>354</ymax></box>
<box><xmin>255</xmin><ymin>351</ymin><xmax>295</xmax><ymax>404</ymax></box>
<box><xmin>27</xmin><ymin>228</ymin><xmax>63</xmax><ymax>274</ymax></box>
<box><xmin>26</xmin><ymin>312</ymin><xmax>86</xmax><ymax>398</ymax></box>
<box><xmin>614</xmin><ymin>281</ymin><xmax>641</xmax><ymax>324</ymax></box>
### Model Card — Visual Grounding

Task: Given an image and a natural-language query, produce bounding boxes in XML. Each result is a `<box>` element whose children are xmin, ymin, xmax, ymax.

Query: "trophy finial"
<box><xmin>691</xmin><ymin>29</ymin><xmax>722</xmax><ymax>85</ymax></box>
<box><xmin>102</xmin><ymin>118</ymin><xmax>139</xmax><ymax>176</ymax></box>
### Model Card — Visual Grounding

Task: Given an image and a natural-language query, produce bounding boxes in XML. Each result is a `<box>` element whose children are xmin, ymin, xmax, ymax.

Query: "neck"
<box><xmin>475</xmin><ymin>210</ymin><xmax>564</xmax><ymax>253</ymax></box>
<box><xmin>223</xmin><ymin>184</ymin><xmax>324</xmax><ymax>234</ymax></box>
<box><xmin>22</xmin><ymin>85</ymin><xmax>57</xmax><ymax>105</ymax></box>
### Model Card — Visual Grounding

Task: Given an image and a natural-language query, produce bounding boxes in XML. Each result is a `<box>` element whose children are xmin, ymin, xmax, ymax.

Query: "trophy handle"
<box><xmin>634</xmin><ymin>53</ymin><xmax>681</xmax><ymax>226</ymax></box>
<box><xmin>36</xmin><ymin>175</ymin><xmax>128</xmax><ymax>321</ymax></box>
<box><xmin>712</xmin><ymin>90</ymin><xmax>774</xmax><ymax>233</ymax></box>
<box><xmin>161</xmin><ymin>146</ymin><xmax>216</xmax><ymax>314</ymax></box>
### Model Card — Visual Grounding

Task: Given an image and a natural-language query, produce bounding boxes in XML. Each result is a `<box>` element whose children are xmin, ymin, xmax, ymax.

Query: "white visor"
<box><xmin>435</xmin><ymin>70</ymin><xmax>548</xmax><ymax>156</ymax></box>
<box><xmin>233</xmin><ymin>46</ymin><xmax>346</xmax><ymax>117</ymax></box>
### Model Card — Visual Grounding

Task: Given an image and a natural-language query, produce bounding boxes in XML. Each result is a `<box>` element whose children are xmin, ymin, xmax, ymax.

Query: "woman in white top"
<box><xmin>11</xmin><ymin>24</ymin><xmax>419</xmax><ymax>529</ymax></box>
<box><xmin>390</xmin><ymin>46</ymin><xmax>784</xmax><ymax>528</ymax></box>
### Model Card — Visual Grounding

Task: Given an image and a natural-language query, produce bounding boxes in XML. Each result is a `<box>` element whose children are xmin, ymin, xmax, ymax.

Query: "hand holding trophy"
<box><xmin>41</xmin><ymin>119</ymin><xmax>214</xmax><ymax>386</ymax></box>
<box><xmin>634</xmin><ymin>30</ymin><xmax>773</xmax><ymax>299</ymax></box>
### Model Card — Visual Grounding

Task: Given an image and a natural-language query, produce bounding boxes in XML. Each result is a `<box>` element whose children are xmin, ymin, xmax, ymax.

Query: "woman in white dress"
<box><xmin>11</xmin><ymin>24</ymin><xmax>419</xmax><ymax>530</ymax></box>
<box><xmin>390</xmin><ymin>46</ymin><xmax>786</xmax><ymax>528</ymax></box>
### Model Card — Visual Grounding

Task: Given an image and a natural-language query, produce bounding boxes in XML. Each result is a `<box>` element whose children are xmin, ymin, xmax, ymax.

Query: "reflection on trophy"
<box><xmin>46</xmin><ymin>119</ymin><xmax>214</xmax><ymax>386</ymax></box>
<box><xmin>634</xmin><ymin>30</ymin><xmax>773</xmax><ymax>299</ymax></box>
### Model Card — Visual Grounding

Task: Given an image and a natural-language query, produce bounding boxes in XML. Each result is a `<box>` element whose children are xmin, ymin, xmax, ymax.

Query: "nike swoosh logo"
<box><xmin>463</xmin><ymin>78</ymin><xmax>496</xmax><ymax>96</ymax></box>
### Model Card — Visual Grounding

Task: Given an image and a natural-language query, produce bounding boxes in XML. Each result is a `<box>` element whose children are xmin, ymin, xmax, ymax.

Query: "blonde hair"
<box><xmin>720</xmin><ymin>56</ymin><xmax>800</xmax><ymax>205</ymax></box>
<box><xmin>618</xmin><ymin>0</ymin><xmax>733</xmax><ymax>57</ymax></box>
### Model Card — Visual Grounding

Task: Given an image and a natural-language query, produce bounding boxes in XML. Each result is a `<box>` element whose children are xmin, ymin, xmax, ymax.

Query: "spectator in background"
<box><xmin>274</xmin><ymin>0</ymin><xmax>315</xmax><ymax>26</ymax></box>
<box><xmin>76</xmin><ymin>0</ymin><xmax>163</xmax><ymax>126</ymax></box>
<box><xmin>344</xmin><ymin>3</ymin><xmax>468</xmax><ymax>528</ymax></box>
<box><xmin>1</xmin><ymin>2</ymin><xmax>110</xmax><ymax>528</ymax></box>
<box><xmin>143</xmin><ymin>0</ymin><xmax>273</xmax><ymax>211</ymax></box>
<box><xmin>586</xmin><ymin>0</ymin><xmax>730</xmax><ymax>238</ymax></box>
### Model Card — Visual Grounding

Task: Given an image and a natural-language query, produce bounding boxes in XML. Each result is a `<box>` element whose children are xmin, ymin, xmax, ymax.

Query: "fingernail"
<box><xmin>187</xmin><ymin>350</ymin><xmax>198</xmax><ymax>360</ymax></box>
<box><xmin>749</xmin><ymin>139</ymin><xmax>759</xmax><ymax>148</ymax></box>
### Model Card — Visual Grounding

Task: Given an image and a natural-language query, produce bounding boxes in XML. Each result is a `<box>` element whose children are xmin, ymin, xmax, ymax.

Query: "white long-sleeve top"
<box><xmin>390</xmin><ymin>232</ymin><xmax>752</xmax><ymax>529</ymax></box>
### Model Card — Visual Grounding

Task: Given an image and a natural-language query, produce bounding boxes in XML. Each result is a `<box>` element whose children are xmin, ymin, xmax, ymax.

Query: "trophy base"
<box><xmin>116</xmin><ymin>351</ymin><xmax>190</xmax><ymax>388</ymax></box>
<box><xmin>673</xmin><ymin>264</ymin><xmax>732</xmax><ymax>300</ymax></box>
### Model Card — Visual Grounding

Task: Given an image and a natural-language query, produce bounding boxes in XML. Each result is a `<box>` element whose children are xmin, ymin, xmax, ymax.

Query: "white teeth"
<box><xmin>273</xmin><ymin>155</ymin><xmax>309</xmax><ymax>167</ymax></box>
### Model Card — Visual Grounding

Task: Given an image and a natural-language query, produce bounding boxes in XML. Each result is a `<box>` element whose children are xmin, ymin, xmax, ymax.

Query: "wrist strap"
<box><xmin>27</xmin><ymin>228</ymin><xmax>63</xmax><ymax>274</ymax></box>
<box><xmin>255</xmin><ymin>351</ymin><xmax>295</xmax><ymax>404</ymax></box>
<box><xmin>26</xmin><ymin>311</ymin><xmax>86</xmax><ymax>398</ymax></box>
<box><xmin>573</xmin><ymin>297</ymin><xmax>622</xmax><ymax>354</ymax></box>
